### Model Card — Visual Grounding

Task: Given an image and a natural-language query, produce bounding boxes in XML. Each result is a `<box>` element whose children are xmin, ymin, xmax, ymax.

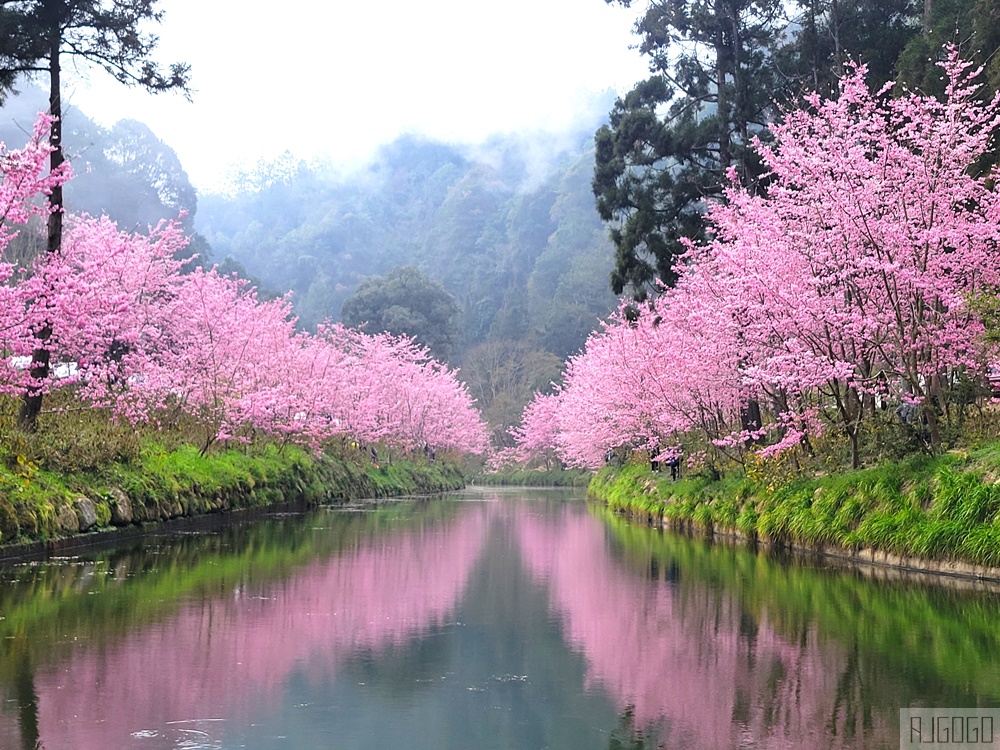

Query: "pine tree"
<box><xmin>0</xmin><ymin>0</ymin><xmax>189</xmax><ymax>429</ymax></box>
<box><xmin>593</xmin><ymin>0</ymin><xmax>787</xmax><ymax>298</ymax></box>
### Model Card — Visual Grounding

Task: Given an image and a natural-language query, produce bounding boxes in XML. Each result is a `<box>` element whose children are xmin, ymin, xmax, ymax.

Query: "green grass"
<box><xmin>589</xmin><ymin>446</ymin><xmax>1000</xmax><ymax>568</ymax></box>
<box><xmin>0</xmin><ymin>435</ymin><xmax>465</xmax><ymax>547</ymax></box>
<box><xmin>473</xmin><ymin>468</ymin><xmax>593</xmax><ymax>487</ymax></box>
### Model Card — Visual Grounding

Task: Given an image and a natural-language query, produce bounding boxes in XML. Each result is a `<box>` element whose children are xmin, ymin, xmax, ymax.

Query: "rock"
<box><xmin>108</xmin><ymin>487</ymin><xmax>133</xmax><ymax>526</ymax></box>
<box><xmin>56</xmin><ymin>503</ymin><xmax>80</xmax><ymax>534</ymax></box>
<box><xmin>132</xmin><ymin>500</ymin><xmax>153</xmax><ymax>523</ymax></box>
<box><xmin>16</xmin><ymin>507</ymin><xmax>37</xmax><ymax>538</ymax></box>
<box><xmin>0</xmin><ymin>499</ymin><xmax>19</xmax><ymax>542</ymax></box>
<box><xmin>73</xmin><ymin>497</ymin><xmax>98</xmax><ymax>531</ymax></box>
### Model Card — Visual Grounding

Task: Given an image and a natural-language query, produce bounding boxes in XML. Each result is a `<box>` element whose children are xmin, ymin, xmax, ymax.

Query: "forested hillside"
<box><xmin>0</xmin><ymin>85</ymin><xmax>204</xmax><ymax>260</ymax></box>
<box><xmin>195</xmin><ymin>125</ymin><xmax>619</xmax><ymax>362</ymax></box>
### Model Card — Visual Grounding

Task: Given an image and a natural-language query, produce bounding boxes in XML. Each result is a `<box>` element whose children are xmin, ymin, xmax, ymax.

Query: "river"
<box><xmin>0</xmin><ymin>487</ymin><xmax>998</xmax><ymax>749</ymax></box>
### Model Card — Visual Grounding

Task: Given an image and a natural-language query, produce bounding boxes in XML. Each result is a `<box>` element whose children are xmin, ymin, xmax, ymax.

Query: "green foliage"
<box><xmin>592</xmin><ymin>0</ymin><xmax>1000</xmax><ymax>301</ymax></box>
<box><xmin>340</xmin><ymin>265</ymin><xmax>461</xmax><ymax>361</ymax></box>
<box><xmin>590</xmin><ymin>443</ymin><xmax>1000</xmax><ymax>568</ymax></box>
<box><xmin>474</xmin><ymin>469</ymin><xmax>592</xmax><ymax>487</ymax></box>
<box><xmin>25</xmin><ymin>398</ymin><xmax>142</xmax><ymax>473</ymax></box>
<box><xmin>778</xmin><ymin>0</ymin><xmax>921</xmax><ymax>96</ymax></box>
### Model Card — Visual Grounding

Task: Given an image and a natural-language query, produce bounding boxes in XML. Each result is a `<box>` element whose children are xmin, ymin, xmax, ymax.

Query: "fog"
<box><xmin>11</xmin><ymin>0</ymin><xmax>648</xmax><ymax>193</ymax></box>
<box><xmin>0</xmin><ymin>0</ymin><xmax>643</xmax><ymax>372</ymax></box>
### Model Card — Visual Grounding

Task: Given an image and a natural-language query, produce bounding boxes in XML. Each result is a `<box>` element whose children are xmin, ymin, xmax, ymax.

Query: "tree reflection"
<box><xmin>608</xmin><ymin>706</ymin><xmax>652</xmax><ymax>750</ymax></box>
<box><xmin>0</xmin><ymin>504</ymin><xmax>488</xmax><ymax>750</ymax></box>
<box><xmin>514</xmin><ymin>504</ymin><xmax>899</xmax><ymax>748</ymax></box>
<box><xmin>11</xmin><ymin>637</ymin><xmax>40</xmax><ymax>750</ymax></box>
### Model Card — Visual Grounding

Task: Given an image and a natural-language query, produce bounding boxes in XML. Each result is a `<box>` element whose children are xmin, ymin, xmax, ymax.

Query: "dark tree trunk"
<box><xmin>740</xmin><ymin>398</ymin><xmax>762</xmax><ymax>443</ymax></box>
<box><xmin>17</xmin><ymin>35</ymin><xmax>61</xmax><ymax>431</ymax></box>
<box><xmin>715</xmin><ymin>0</ymin><xmax>731</xmax><ymax>173</ymax></box>
<box><xmin>12</xmin><ymin>640</ymin><xmax>40</xmax><ymax>750</ymax></box>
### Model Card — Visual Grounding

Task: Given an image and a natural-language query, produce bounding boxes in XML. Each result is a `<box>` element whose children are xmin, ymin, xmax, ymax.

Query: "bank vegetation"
<box><xmin>590</xmin><ymin>438</ymin><xmax>1000</xmax><ymax>573</ymax></box>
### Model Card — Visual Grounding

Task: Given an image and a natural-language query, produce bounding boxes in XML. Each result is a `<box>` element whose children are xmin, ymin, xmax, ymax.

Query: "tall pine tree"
<box><xmin>593</xmin><ymin>0</ymin><xmax>787</xmax><ymax>298</ymax></box>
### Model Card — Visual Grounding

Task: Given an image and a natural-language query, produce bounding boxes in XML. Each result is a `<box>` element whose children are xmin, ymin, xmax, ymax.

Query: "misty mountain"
<box><xmin>196</xmin><ymin>123</ymin><xmax>620</xmax><ymax>360</ymax></box>
<box><xmin>0</xmin><ymin>84</ymin><xmax>199</xmax><ymax>238</ymax></box>
<box><xmin>0</xmin><ymin>83</ymin><xmax>619</xmax><ymax>366</ymax></box>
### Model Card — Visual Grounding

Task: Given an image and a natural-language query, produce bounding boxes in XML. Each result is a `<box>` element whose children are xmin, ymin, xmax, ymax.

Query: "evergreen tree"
<box><xmin>593</xmin><ymin>0</ymin><xmax>787</xmax><ymax>298</ymax></box>
<box><xmin>340</xmin><ymin>266</ymin><xmax>461</xmax><ymax>362</ymax></box>
<box><xmin>0</xmin><ymin>0</ymin><xmax>189</xmax><ymax>428</ymax></box>
<box><xmin>780</xmin><ymin>0</ymin><xmax>921</xmax><ymax>95</ymax></box>
<box><xmin>895</xmin><ymin>0</ymin><xmax>1000</xmax><ymax>97</ymax></box>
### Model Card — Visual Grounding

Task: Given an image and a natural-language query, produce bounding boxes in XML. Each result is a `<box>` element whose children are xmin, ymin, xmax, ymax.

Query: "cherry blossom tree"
<box><xmin>22</xmin><ymin>218</ymin><xmax>488</xmax><ymax>456</ymax></box>
<box><xmin>507</xmin><ymin>393</ymin><xmax>562</xmax><ymax>468</ymax></box>
<box><xmin>525</xmin><ymin>290</ymin><xmax>745</xmax><ymax>470</ymax></box>
<box><xmin>29</xmin><ymin>214</ymin><xmax>190</xmax><ymax>413</ymax></box>
<box><xmin>0</xmin><ymin>116</ymin><xmax>70</xmax><ymax>394</ymax></box>
<box><xmin>132</xmin><ymin>268</ymin><xmax>301</xmax><ymax>451</ymax></box>
<box><xmin>320</xmin><ymin>328</ymin><xmax>487</xmax><ymax>456</ymax></box>
<box><xmin>697</xmin><ymin>51</ymin><xmax>1000</xmax><ymax>465</ymax></box>
<box><xmin>514</xmin><ymin>49</ymin><xmax>1000</xmax><ymax>470</ymax></box>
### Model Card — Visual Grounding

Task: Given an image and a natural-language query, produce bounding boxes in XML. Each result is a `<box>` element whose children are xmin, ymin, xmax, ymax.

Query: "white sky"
<box><xmin>56</xmin><ymin>0</ymin><xmax>649</xmax><ymax>193</ymax></box>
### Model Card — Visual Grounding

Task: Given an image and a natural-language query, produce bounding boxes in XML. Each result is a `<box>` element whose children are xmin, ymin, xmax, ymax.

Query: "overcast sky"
<box><xmin>53</xmin><ymin>0</ymin><xmax>648</xmax><ymax>193</ymax></box>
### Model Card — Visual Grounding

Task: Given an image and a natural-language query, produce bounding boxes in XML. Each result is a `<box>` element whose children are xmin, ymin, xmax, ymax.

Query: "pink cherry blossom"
<box><xmin>514</xmin><ymin>49</ymin><xmax>1000</xmax><ymax>470</ymax></box>
<box><xmin>0</xmin><ymin>115</ymin><xmax>489</xmax><ymax>456</ymax></box>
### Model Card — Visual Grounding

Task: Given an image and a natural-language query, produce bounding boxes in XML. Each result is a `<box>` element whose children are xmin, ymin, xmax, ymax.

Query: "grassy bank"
<box><xmin>473</xmin><ymin>468</ymin><xmax>592</xmax><ymax>487</ymax></box>
<box><xmin>0</xmin><ymin>438</ymin><xmax>465</xmax><ymax>548</ymax></box>
<box><xmin>589</xmin><ymin>445</ymin><xmax>1000</xmax><ymax>568</ymax></box>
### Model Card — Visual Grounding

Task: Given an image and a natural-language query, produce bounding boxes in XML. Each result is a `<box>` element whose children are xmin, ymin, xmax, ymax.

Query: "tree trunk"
<box><xmin>849</xmin><ymin>427</ymin><xmax>859</xmax><ymax>470</ymax></box>
<box><xmin>17</xmin><ymin>34</ymin><xmax>61</xmax><ymax>431</ymax></box>
<box><xmin>923</xmin><ymin>401</ymin><xmax>941</xmax><ymax>448</ymax></box>
<box><xmin>808</xmin><ymin>0</ymin><xmax>820</xmax><ymax>89</ymax></box>
<box><xmin>13</xmin><ymin>644</ymin><xmax>39</xmax><ymax>750</ymax></box>
<box><xmin>715</xmin><ymin>0</ymin><xmax>731</xmax><ymax>173</ymax></box>
<box><xmin>740</xmin><ymin>398</ymin><xmax>762</xmax><ymax>444</ymax></box>
<box><xmin>830</xmin><ymin>0</ymin><xmax>843</xmax><ymax>72</ymax></box>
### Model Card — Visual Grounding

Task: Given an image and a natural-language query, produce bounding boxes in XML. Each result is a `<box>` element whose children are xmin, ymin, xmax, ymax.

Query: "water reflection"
<box><xmin>0</xmin><ymin>502</ymin><xmax>488</xmax><ymax>749</ymax></box>
<box><xmin>1</xmin><ymin>491</ymin><xmax>1000</xmax><ymax>749</ymax></box>
<box><xmin>517</xmin><ymin>504</ymin><xmax>893</xmax><ymax>748</ymax></box>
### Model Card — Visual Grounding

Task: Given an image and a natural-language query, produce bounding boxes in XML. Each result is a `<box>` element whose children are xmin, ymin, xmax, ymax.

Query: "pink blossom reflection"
<box><xmin>32</xmin><ymin>508</ymin><xmax>488</xmax><ymax>750</ymax></box>
<box><xmin>515</xmin><ymin>505</ymin><xmax>894</xmax><ymax>749</ymax></box>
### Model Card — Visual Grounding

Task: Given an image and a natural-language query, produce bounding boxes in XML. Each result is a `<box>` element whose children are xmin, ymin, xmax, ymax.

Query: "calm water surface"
<box><xmin>1</xmin><ymin>487</ymin><xmax>999</xmax><ymax>749</ymax></box>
